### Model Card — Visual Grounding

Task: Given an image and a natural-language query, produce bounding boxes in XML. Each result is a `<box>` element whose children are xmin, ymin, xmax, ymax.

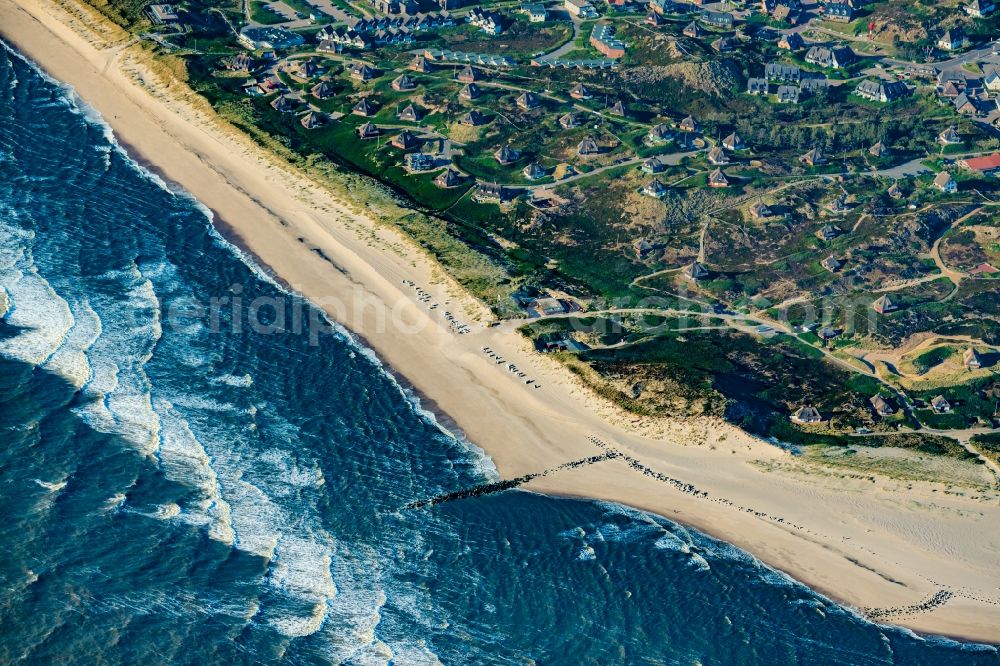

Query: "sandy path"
<box><xmin>3</xmin><ymin>0</ymin><xmax>1000</xmax><ymax>643</ymax></box>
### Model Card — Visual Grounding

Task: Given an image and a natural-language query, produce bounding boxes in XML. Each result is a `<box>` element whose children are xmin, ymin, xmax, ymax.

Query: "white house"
<box><xmin>565</xmin><ymin>0</ymin><xmax>598</xmax><ymax>18</ymax></box>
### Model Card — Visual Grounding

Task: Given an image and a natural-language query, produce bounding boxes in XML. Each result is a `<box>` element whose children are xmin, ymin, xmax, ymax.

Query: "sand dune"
<box><xmin>2</xmin><ymin>0</ymin><xmax>999</xmax><ymax>643</ymax></box>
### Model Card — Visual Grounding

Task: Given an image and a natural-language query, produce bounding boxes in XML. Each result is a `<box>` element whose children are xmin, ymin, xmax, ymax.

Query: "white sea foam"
<box><xmin>687</xmin><ymin>552</ymin><xmax>711</xmax><ymax>573</ymax></box>
<box><xmin>216</xmin><ymin>373</ymin><xmax>254</xmax><ymax>388</ymax></box>
<box><xmin>72</xmin><ymin>264</ymin><xmax>163</xmax><ymax>455</ymax></box>
<box><xmin>0</xmin><ymin>225</ymin><xmax>76</xmax><ymax>369</ymax></box>
<box><xmin>43</xmin><ymin>299</ymin><xmax>100</xmax><ymax>389</ymax></box>
<box><xmin>386</xmin><ymin>643</ymin><xmax>443</xmax><ymax>666</ymax></box>
<box><xmin>155</xmin><ymin>401</ymin><xmax>235</xmax><ymax>545</ymax></box>
<box><xmin>33</xmin><ymin>478</ymin><xmax>67</xmax><ymax>492</ymax></box>
<box><xmin>103</xmin><ymin>493</ymin><xmax>127</xmax><ymax>511</ymax></box>
<box><xmin>203</xmin><ymin>222</ymin><xmax>500</xmax><ymax>483</ymax></box>
<box><xmin>0</xmin><ymin>53</ymin><xmax>476</xmax><ymax>656</ymax></box>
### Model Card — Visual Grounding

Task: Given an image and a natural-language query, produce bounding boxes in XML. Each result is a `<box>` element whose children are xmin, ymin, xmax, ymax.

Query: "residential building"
<box><xmin>967</xmin><ymin>0</ymin><xmax>995</xmax><ymax>16</ymax></box>
<box><xmin>494</xmin><ymin>144</ymin><xmax>521</xmax><ymax>165</ymax></box>
<box><xmin>823</xmin><ymin>2</ymin><xmax>853</xmax><ymax>21</ymax></box>
<box><xmin>474</xmin><ymin>182</ymin><xmax>509</xmax><ymax>203</ymax></box>
<box><xmin>435</xmin><ymin>168</ymin><xmax>463</xmax><ymax>188</ymax></box>
<box><xmin>964</xmin><ymin>347</ymin><xmax>983</xmax><ymax>369</ymax></box>
<box><xmin>800</xmin><ymin>146</ymin><xmax>825</xmax><ymax>166</ymax></box>
<box><xmin>791</xmin><ymin>405</ymin><xmax>822</xmax><ymax>424</ymax></box>
<box><xmin>778</xmin><ymin>32</ymin><xmax>804</xmax><ymax>50</ymax></box>
<box><xmin>938</xmin><ymin>28</ymin><xmax>969</xmax><ymax>51</ymax></box>
<box><xmin>954</xmin><ymin>93</ymin><xmax>979</xmax><ymax>115</ymax></box>
<box><xmin>683</xmin><ymin>261</ymin><xmax>710</xmax><ymax>280</ymax></box>
<box><xmin>816</xmin><ymin>224</ymin><xmax>840</xmax><ymax>240</ymax></box>
<box><xmin>392</xmin><ymin>73</ymin><xmax>416</xmax><ymax>91</ymax></box>
<box><xmin>409</xmin><ymin>55</ymin><xmax>433</xmax><ymax>72</ymax></box>
<box><xmin>934</xmin><ymin>171</ymin><xmax>957</xmax><ymax>193</ymax></box>
<box><xmin>590</xmin><ymin>23</ymin><xmax>627</xmax><ymax>59</ymax></box>
<box><xmin>855</xmin><ymin>79</ymin><xmax>911</xmax><ymax>102</ymax></box>
<box><xmin>872</xmin><ymin>295</ymin><xmax>897</xmax><ymax>314</ymax></box>
<box><xmin>516</xmin><ymin>91</ymin><xmax>541</xmax><ymax>110</ymax></box>
<box><xmin>701</xmin><ymin>11</ymin><xmax>734</xmax><ymax>29</ymax></box>
<box><xmin>931</xmin><ymin>395</ymin><xmax>952</xmax><ymax>413</ymax></box>
<box><xmin>707</xmin><ymin>146</ymin><xmax>729</xmax><ymax>165</ymax></box>
<box><xmin>269</xmin><ymin>94</ymin><xmax>298</xmax><ymax>113</ymax></box>
<box><xmin>311</xmin><ymin>80</ymin><xmax>337</xmax><ymax>99</ymax></box>
<box><xmin>299</xmin><ymin>111</ymin><xmax>325</xmax><ymax>129</ymax></box>
<box><xmin>224</xmin><ymin>53</ymin><xmax>257</xmax><ymax>74</ymax></box>
<box><xmin>642</xmin><ymin>178</ymin><xmax>668</xmax><ymax>198</ymax></box>
<box><xmin>805</xmin><ymin>45</ymin><xmax>857</xmax><ymax>69</ymax></box>
<box><xmin>649</xmin><ymin>0</ymin><xmax>677</xmax><ymax>13</ymax></box>
<box><xmin>467</xmin><ymin>7</ymin><xmax>503</xmax><ymax>34</ymax></box>
<box><xmin>870</xmin><ymin>395</ymin><xmax>895</xmax><ymax>417</ymax></box>
<box><xmin>747</xmin><ymin>78</ymin><xmax>768</xmax><ymax>95</ymax></box>
<box><xmin>578</xmin><ymin>137</ymin><xmax>601</xmax><ymax>156</ymax></box>
<box><xmin>708</xmin><ymin>168</ymin><xmax>729</xmax><ymax>187</ymax></box>
<box><xmin>564</xmin><ymin>0</ymin><xmax>598</xmax><ymax>18</ymax></box>
<box><xmin>459</xmin><ymin>83</ymin><xmax>481</xmax><ymax>100</ymax></box>
<box><xmin>349</xmin><ymin>62</ymin><xmax>379</xmax><ymax>81</ymax></box>
<box><xmin>821</xmin><ymin>255</ymin><xmax>842</xmax><ymax>272</ymax></box>
<box><xmin>523</xmin><ymin>162</ymin><xmax>546</xmax><ymax>180</ymax></box>
<box><xmin>642</xmin><ymin>157</ymin><xmax>665</xmax><ymax>174</ymax></box>
<box><xmin>560</xmin><ymin>112</ymin><xmax>581</xmax><ymax>129</ymax></box>
<box><xmin>764</xmin><ymin>63</ymin><xmax>801</xmax><ymax>82</ymax></box>
<box><xmin>456</xmin><ymin>65</ymin><xmax>481</xmax><ymax>83</ymax></box>
<box><xmin>238</xmin><ymin>26</ymin><xmax>304</xmax><ymax>50</ymax></box>
<box><xmin>826</xmin><ymin>196</ymin><xmax>848</xmax><ymax>214</ymax></box>
<box><xmin>147</xmin><ymin>4</ymin><xmax>180</xmax><ymax>24</ymax></box>
<box><xmin>352</xmin><ymin>98</ymin><xmax>377</xmax><ymax>116</ymax></box>
<box><xmin>939</xmin><ymin>126</ymin><xmax>961</xmax><ymax>144</ymax></box>
<box><xmin>749</xmin><ymin>201</ymin><xmax>772</xmax><ymax>219</ymax></box>
<box><xmin>520</xmin><ymin>3</ymin><xmax>548</xmax><ymax>21</ymax></box>
<box><xmin>776</xmin><ymin>85</ymin><xmax>799</xmax><ymax>103</ymax></box>
<box><xmin>683</xmin><ymin>21</ymin><xmax>702</xmax><ymax>38</ymax></box>
<box><xmin>404</xmin><ymin>152</ymin><xmax>434</xmax><ymax>171</ymax></box>
<box><xmin>460</xmin><ymin>109</ymin><xmax>486</xmax><ymax>126</ymax></box>
<box><xmin>960</xmin><ymin>153</ymin><xmax>1000</xmax><ymax>174</ymax></box>
<box><xmin>356</xmin><ymin>121</ymin><xmax>380</xmax><ymax>138</ymax></box>
<box><xmin>985</xmin><ymin>68</ymin><xmax>1000</xmax><ymax>92</ymax></box>
<box><xmin>397</xmin><ymin>103</ymin><xmax>423</xmax><ymax>122</ymax></box>
<box><xmin>722</xmin><ymin>132</ymin><xmax>745</xmax><ymax>151</ymax></box>
<box><xmin>869</xmin><ymin>141</ymin><xmax>889</xmax><ymax>157</ymax></box>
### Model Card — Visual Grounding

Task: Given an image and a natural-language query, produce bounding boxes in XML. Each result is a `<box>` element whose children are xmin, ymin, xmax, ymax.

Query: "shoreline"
<box><xmin>3</xmin><ymin>0</ymin><xmax>1000</xmax><ymax>645</ymax></box>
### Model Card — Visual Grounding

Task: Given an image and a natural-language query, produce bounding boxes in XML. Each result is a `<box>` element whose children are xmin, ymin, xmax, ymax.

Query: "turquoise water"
<box><xmin>0</xmin><ymin>45</ymin><xmax>997</xmax><ymax>665</ymax></box>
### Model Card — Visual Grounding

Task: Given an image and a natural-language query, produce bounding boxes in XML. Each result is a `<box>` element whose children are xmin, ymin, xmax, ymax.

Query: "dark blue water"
<box><xmin>0</xmin><ymin>45</ymin><xmax>997</xmax><ymax>665</ymax></box>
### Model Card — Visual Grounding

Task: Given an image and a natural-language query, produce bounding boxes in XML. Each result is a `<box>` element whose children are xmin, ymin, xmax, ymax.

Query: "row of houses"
<box><xmin>589</xmin><ymin>23</ymin><xmax>627</xmax><ymax>59</ymax></box>
<box><xmin>344</xmin><ymin>12</ymin><xmax>455</xmax><ymax>33</ymax></box>
<box><xmin>854</xmin><ymin>79</ymin><xmax>911</xmax><ymax>103</ymax></box>
<box><xmin>317</xmin><ymin>26</ymin><xmax>413</xmax><ymax>51</ymax></box>
<box><xmin>466</xmin><ymin>7</ymin><xmax>504</xmax><ymax>35</ymax></box>
<box><xmin>804</xmin><ymin>44</ymin><xmax>857</xmax><ymax>70</ymax></box>
<box><xmin>423</xmin><ymin>49</ymin><xmax>516</xmax><ymax>67</ymax></box>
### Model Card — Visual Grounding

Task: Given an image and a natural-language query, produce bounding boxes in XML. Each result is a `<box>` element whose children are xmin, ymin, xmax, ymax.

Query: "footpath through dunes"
<box><xmin>4</xmin><ymin>0</ymin><xmax>1000</xmax><ymax>645</ymax></box>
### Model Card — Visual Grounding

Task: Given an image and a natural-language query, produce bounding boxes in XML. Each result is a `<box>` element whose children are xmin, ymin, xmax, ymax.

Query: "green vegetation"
<box><xmin>92</xmin><ymin>0</ymin><xmax>999</xmax><ymax>462</ymax></box>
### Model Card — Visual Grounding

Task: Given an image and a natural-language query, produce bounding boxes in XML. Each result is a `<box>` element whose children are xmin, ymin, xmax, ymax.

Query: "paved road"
<box><xmin>535</xmin><ymin>16</ymin><xmax>582</xmax><ymax>62</ymax></box>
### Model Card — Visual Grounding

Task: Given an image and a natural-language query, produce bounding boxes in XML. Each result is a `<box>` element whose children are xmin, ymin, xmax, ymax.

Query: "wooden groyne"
<box><xmin>403</xmin><ymin>451</ymin><xmax>619</xmax><ymax>510</ymax></box>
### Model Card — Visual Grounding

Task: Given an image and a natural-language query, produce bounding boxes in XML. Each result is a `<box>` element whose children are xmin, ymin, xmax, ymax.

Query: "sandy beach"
<box><xmin>3</xmin><ymin>0</ymin><xmax>999</xmax><ymax>644</ymax></box>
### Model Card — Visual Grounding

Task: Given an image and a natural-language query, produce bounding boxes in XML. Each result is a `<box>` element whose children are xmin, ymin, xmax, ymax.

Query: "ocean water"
<box><xmin>0</xmin><ymin>46</ymin><xmax>996</xmax><ymax>666</ymax></box>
